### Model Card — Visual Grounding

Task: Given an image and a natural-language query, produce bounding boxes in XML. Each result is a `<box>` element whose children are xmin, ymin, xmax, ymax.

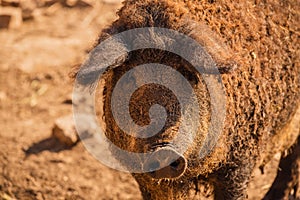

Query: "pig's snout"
<box><xmin>145</xmin><ymin>145</ymin><xmax>187</xmax><ymax>179</ymax></box>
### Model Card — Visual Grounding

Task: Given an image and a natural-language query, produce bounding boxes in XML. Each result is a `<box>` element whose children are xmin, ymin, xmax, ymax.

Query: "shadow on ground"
<box><xmin>24</xmin><ymin>137</ymin><xmax>73</xmax><ymax>155</ymax></box>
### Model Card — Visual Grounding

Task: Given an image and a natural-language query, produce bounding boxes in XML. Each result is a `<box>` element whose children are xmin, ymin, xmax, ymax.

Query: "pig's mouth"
<box><xmin>144</xmin><ymin>143</ymin><xmax>187</xmax><ymax>179</ymax></box>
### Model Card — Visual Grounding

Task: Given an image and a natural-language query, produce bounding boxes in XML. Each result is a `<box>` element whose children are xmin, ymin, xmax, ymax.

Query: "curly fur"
<box><xmin>77</xmin><ymin>0</ymin><xmax>300</xmax><ymax>199</ymax></box>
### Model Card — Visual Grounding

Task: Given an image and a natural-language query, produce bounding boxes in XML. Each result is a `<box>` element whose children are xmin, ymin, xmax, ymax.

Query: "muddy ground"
<box><xmin>0</xmin><ymin>1</ymin><xmax>288</xmax><ymax>199</ymax></box>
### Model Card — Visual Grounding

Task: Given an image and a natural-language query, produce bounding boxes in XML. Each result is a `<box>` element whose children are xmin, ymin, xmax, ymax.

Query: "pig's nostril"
<box><xmin>170</xmin><ymin>160</ymin><xmax>181</xmax><ymax>169</ymax></box>
<box><xmin>145</xmin><ymin>147</ymin><xmax>187</xmax><ymax>179</ymax></box>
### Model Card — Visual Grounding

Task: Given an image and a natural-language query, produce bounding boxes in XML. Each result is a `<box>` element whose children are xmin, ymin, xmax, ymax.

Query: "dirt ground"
<box><xmin>0</xmin><ymin>1</ymin><xmax>289</xmax><ymax>200</ymax></box>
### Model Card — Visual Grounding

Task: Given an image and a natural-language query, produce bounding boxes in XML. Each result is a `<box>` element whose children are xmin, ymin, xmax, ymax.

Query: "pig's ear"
<box><xmin>74</xmin><ymin>36</ymin><xmax>128</xmax><ymax>86</ymax></box>
<box><xmin>178</xmin><ymin>17</ymin><xmax>240</xmax><ymax>74</ymax></box>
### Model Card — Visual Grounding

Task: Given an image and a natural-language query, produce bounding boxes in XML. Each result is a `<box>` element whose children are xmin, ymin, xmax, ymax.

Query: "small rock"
<box><xmin>52</xmin><ymin>115</ymin><xmax>78</xmax><ymax>146</ymax></box>
<box><xmin>0</xmin><ymin>192</ymin><xmax>15</xmax><ymax>200</ymax></box>
<box><xmin>20</xmin><ymin>0</ymin><xmax>37</xmax><ymax>20</ymax></box>
<box><xmin>64</xmin><ymin>0</ymin><xmax>77</xmax><ymax>7</ymax></box>
<box><xmin>250</xmin><ymin>51</ymin><xmax>257</xmax><ymax>59</ymax></box>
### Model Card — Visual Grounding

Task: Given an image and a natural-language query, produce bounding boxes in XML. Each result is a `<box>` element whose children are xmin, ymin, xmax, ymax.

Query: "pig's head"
<box><xmin>75</xmin><ymin>0</ymin><xmax>238</xmax><ymax>198</ymax></box>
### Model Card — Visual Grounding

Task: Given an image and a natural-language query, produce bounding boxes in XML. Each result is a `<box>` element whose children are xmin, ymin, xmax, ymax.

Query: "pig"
<box><xmin>73</xmin><ymin>0</ymin><xmax>300</xmax><ymax>199</ymax></box>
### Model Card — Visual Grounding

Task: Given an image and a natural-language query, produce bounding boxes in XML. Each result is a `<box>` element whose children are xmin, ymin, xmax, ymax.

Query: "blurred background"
<box><xmin>0</xmin><ymin>0</ymin><xmax>282</xmax><ymax>199</ymax></box>
<box><xmin>0</xmin><ymin>1</ymin><xmax>142</xmax><ymax>199</ymax></box>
